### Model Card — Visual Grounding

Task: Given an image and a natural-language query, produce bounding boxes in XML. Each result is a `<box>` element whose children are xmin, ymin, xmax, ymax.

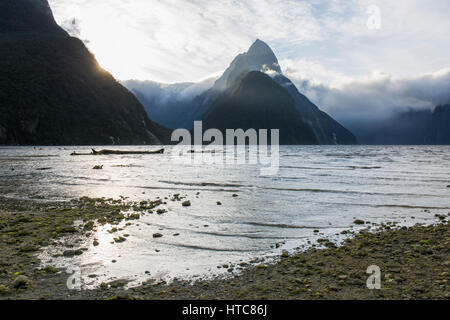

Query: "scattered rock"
<box><xmin>216</xmin><ymin>201</ymin><xmax>222</xmax><ymax>205</ymax></box>
<box><xmin>92</xmin><ymin>165</ymin><xmax>103</xmax><ymax>170</ymax></box>
<box><xmin>12</xmin><ymin>275</ymin><xmax>29</xmax><ymax>289</ymax></box>
<box><xmin>114</xmin><ymin>236</ymin><xmax>126</xmax><ymax>243</ymax></box>
<box><xmin>19</xmin><ymin>243</ymin><xmax>38</xmax><ymax>252</ymax></box>
<box><xmin>0</xmin><ymin>285</ymin><xmax>11</xmax><ymax>294</ymax></box>
<box><xmin>182</xmin><ymin>200</ymin><xmax>191</xmax><ymax>207</ymax></box>
<box><xmin>41</xmin><ymin>266</ymin><xmax>58</xmax><ymax>273</ymax></box>
<box><xmin>93</xmin><ymin>240</ymin><xmax>99</xmax><ymax>246</ymax></box>
<box><xmin>63</xmin><ymin>249</ymin><xmax>83</xmax><ymax>257</ymax></box>
<box><xmin>60</xmin><ymin>225</ymin><xmax>77</xmax><ymax>233</ymax></box>
<box><xmin>281</xmin><ymin>250</ymin><xmax>289</xmax><ymax>258</ymax></box>
<box><xmin>153</xmin><ymin>233</ymin><xmax>163</xmax><ymax>238</ymax></box>
<box><xmin>414</xmin><ymin>286</ymin><xmax>426</xmax><ymax>293</ymax></box>
<box><xmin>354</xmin><ymin>219</ymin><xmax>365</xmax><ymax>225</ymax></box>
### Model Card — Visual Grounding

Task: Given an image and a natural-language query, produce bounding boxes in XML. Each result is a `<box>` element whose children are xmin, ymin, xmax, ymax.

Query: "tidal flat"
<box><xmin>0</xmin><ymin>196</ymin><xmax>448</xmax><ymax>300</ymax></box>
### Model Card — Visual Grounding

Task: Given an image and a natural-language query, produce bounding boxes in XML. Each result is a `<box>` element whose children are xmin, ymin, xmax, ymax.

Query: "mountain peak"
<box><xmin>248</xmin><ymin>39</ymin><xmax>275</xmax><ymax>56</ymax></box>
<box><xmin>212</xmin><ymin>39</ymin><xmax>281</xmax><ymax>91</ymax></box>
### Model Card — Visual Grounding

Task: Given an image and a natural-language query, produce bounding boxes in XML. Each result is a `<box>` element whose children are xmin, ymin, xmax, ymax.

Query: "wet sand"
<box><xmin>0</xmin><ymin>196</ymin><xmax>448</xmax><ymax>300</ymax></box>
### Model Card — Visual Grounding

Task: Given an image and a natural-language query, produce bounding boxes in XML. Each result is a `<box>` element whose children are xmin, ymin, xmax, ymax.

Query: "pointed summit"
<box><xmin>212</xmin><ymin>39</ymin><xmax>281</xmax><ymax>91</ymax></box>
<box><xmin>248</xmin><ymin>39</ymin><xmax>275</xmax><ymax>57</ymax></box>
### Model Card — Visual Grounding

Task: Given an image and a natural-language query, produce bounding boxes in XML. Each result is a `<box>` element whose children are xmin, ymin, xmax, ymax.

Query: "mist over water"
<box><xmin>1</xmin><ymin>146</ymin><xmax>449</xmax><ymax>288</ymax></box>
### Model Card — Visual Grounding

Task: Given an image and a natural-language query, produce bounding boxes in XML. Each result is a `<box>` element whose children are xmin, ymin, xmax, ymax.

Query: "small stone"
<box><xmin>114</xmin><ymin>237</ymin><xmax>126</xmax><ymax>243</ymax></box>
<box><xmin>93</xmin><ymin>240</ymin><xmax>99</xmax><ymax>246</ymax></box>
<box><xmin>12</xmin><ymin>275</ymin><xmax>29</xmax><ymax>289</ymax></box>
<box><xmin>354</xmin><ymin>219</ymin><xmax>365</xmax><ymax>225</ymax></box>
<box><xmin>182</xmin><ymin>200</ymin><xmax>191</xmax><ymax>207</ymax></box>
<box><xmin>153</xmin><ymin>233</ymin><xmax>163</xmax><ymax>238</ymax></box>
<box><xmin>19</xmin><ymin>243</ymin><xmax>38</xmax><ymax>252</ymax></box>
<box><xmin>0</xmin><ymin>285</ymin><xmax>10</xmax><ymax>294</ymax></box>
<box><xmin>216</xmin><ymin>201</ymin><xmax>222</xmax><ymax>205</ymax></box>
<box><xmin>92</xmin><ymin>165</ymin><xmax>103</xmax><ymax>170</ymax></box>
<box><xmin>232</xmin><ymin>194</ymin><xmax>238</xmax><ymax>198</ymax></box>
<box><xmin>414</xmin><ymin>286</ymin><xmax>426</xmax><ymax>293</ymax></box>
<box><xmin>60</xmin><ymin>225</ymin><xmax>77</xmax><ymax>233</ymax></box>
<box><xmin>63</xmin><ymin>249</ymin><xmax>83</xmax><ymax>257</ymax></box>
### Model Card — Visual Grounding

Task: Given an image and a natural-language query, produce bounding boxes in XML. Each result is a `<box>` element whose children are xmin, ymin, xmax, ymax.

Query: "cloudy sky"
<box><xmin>48</xmin><ymin>0</ymin><xmax>450</xmax><ymax>120</ymax></box>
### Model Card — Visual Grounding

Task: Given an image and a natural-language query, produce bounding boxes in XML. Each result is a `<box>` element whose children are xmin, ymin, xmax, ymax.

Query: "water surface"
<box><xmin>1</xmin><ymin>145</ymin><xmax>448</xmax><ymax>288</ymax></box>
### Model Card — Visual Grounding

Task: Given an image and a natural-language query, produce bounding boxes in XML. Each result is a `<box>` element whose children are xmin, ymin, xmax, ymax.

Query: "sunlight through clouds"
<box><xmin>48</xmin><ymin>0</ymin><xmax>450</xmax><ymax>86</ymax></box>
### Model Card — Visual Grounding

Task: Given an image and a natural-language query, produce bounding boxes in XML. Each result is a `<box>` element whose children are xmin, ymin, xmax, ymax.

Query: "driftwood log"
<box><xmin>70</xmin><ymin>148</ymin><xmax>164</xmax><ymax>156</ymax></box>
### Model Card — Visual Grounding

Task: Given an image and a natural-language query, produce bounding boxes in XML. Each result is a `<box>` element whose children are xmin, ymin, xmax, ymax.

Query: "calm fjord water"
<box><xmin>1</xmin><ymin>146</ymin><xmax>449</xmax><ymax>288</ymax></box>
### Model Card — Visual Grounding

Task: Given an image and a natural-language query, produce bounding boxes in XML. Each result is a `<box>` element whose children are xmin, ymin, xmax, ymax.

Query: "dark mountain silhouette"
<box><xmin>125</xmin><ymin>39</ymin><xmax>357</xmax><ymax>145</ymax></box>
<box><xmin>272</xmin><ymin>75</ymin><xmax>357</xmax><ymax>145</ymax></box>
<box><xmin>0</xmin><ymin>0</ymin><xmax>66</xmax><ymax>36</ymax></box>
<box><xmin>202</xmin><ymin>71</ymin><xmax>318</xmax><ymax>145</ymax></box>
<box><xmin>427</xmin><ymin>105</ymin><xmax>450</xmax><ymax>144</ymax></box>
<box><xmin>345</xmin><ymin>104</ymin><xmax>450</xmax><ymax>145</ymax></box>
<box><xmin>0</xmin><ymin>0</ymin><xmax>171</xmax><ymax>145</ymax></box>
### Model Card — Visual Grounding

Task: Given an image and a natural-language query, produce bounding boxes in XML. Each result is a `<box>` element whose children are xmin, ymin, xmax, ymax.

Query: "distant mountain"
<box><xmin>123</xmin><ymin>78</ymin><xmax>216</xmax><ymax>129</ymax></box>
<box><xmin>345</xmin><ymin>104</ymin><xmax>450</xmax><ymax>145</ymax></box>
<box><xmin>203</xmin><ymin>71</ymin><xmax>318</xmax><ymax>145</ymax></box>
<box><xmin>427</xmin><ymin>105</ymin><xmax>450</xmax><ymax>144</ymax></box>
<box><xmin>125</xmin><ymin>39</ymin><xmax>357</xmax><ymax>145</ymax></box>
<box><xmin>0</xmin><ymin>0</ymin><xmax>171</xmax><ymax>145</ymax></box>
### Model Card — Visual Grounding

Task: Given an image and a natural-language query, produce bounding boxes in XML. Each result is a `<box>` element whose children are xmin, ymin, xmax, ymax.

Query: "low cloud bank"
<box><xmin>286</xmin><ymin>68</ymin><xmax>450</xmax><ymax>124</ymax></box>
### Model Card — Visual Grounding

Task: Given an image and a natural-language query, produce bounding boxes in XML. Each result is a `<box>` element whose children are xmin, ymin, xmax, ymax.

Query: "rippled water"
<box><xmin>1</xmin><ymin>145</ymin><xmax>449</xmax><ymax>288</ymax></box>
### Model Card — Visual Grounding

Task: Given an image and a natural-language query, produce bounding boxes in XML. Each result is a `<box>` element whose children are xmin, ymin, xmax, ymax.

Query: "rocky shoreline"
<box><xmin>0</xmin><ymin>196</ymin><xmax>448</xmax><ymax>300</ymax></box>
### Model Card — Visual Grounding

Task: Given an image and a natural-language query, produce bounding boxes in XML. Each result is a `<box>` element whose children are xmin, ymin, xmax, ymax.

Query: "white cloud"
<box><xmin>289</xmin><ymin>68</ymin><xmax>450</xmax><ymax>124</ymax></box>
<box><xmin>47</xmin><ymin>0</ymin><xmax>450</xmax><ymax>83</ymax></box>
<box><xmin>47</xmin><ymin>0</ymin><xmax>450</xmax><ymax>119</ymax></box>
